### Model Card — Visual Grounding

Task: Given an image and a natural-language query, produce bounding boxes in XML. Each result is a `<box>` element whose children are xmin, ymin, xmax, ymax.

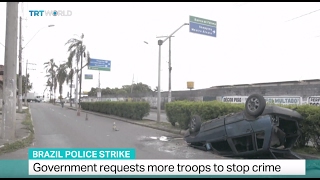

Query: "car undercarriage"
<box><xmin>184</xmin><ymin>94</ymin><xmax>304</xmax><ymax>159</ymax></box>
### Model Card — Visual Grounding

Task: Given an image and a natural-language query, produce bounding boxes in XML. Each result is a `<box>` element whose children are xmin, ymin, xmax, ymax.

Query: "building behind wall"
<box><xmin>82</xmin><ymin>79</ymin><xmax>320</xmax><ymax>108</ymax></box>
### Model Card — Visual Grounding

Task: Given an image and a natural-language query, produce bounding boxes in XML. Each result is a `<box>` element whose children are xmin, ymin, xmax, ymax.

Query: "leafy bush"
<box><xmin>284</xmin><ymin>105</ymin><xmax>320</xmax><ymax>150</ymax></box>
<box><xmin>80</xmin><ymin>101</ymin><xmax>150</xmax><ymax>120</ymax></box>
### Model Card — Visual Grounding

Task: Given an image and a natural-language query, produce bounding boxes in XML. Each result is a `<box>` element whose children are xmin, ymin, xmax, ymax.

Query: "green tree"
<box><xmin>88</xmin><ymin>87</ymin><xmax>97</xmax><ymax>97</ymax></box>
<box><xmin>56</xmin><ymin>64</ymin><xmax>68</xmax><ymax>100</ymax></box>
<box><xmin>65</xmin><ymin>51</ymin><xmax>76</xmax><ymax>106</ymax></box>
<box><xmin>16</xmin><ymin>74</ymin><xmax>33</xmax><ymax>95</ymax></box>
<box><xmin>88</xmin><ymin>82</ymin><xmax>153</xmax><ymax>97</ymax></box>
<box><xmin>44</xmin><ymin>58</ymin><xmax>58</xmax><ymax>102</ymax></box>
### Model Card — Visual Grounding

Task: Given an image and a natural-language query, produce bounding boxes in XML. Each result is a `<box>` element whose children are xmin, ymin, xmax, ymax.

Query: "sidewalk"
<box><xmin>0</xmin><ymin>108</ymin><xmax>29</xmax><ymax>148</ymax></box>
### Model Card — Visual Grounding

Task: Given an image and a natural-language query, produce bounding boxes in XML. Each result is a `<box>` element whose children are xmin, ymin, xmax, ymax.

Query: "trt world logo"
<box><xmin>29</xmin><ymin>10</ymin><xmax>72</xmax><ymax>16</ymax></box>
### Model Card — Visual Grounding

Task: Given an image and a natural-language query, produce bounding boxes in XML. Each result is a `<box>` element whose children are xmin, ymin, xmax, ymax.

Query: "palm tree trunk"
<box><xmin>50</xmin><ymin>78</ymin><xmax>54</xmax><ymax>104</ymax></box>
<box><xmin>49</xmin><ymin>89</ymin><xmax>52</xmax><ymax>102</ymax></box>
<box><xmin>70</xmin><ymin>68</ymin><xmax>73</xmax><ymax>107</ymax></box>
<box><xmin>78</xmin><ymin>53</ymin><xmax>83</xmax><ymax>110</ymax></box>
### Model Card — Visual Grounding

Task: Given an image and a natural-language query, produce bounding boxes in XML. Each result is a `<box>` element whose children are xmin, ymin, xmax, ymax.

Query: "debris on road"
<box><xmin>113</xmin><ymin>122</ymin><xmax>119</xmax><ymax>131</ymax></box>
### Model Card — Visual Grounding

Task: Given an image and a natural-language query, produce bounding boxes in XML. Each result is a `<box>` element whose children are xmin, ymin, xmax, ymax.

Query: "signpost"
<box><xmin>189</xmin><ymin>15</ymin><xmax>217</xmax><ymax>37</ymax></box>
<box><xmin>307</xmin><ymin>96</ymin><xmax>320</xmax><ymax>106</ymax></box>
<box><xmin>88</xmin><ymin>58</ymin><xmax>111</xmax><ymax>71</ymax></box>
<box><xmin>84</xmin><ymin>74</ymin><xmax>93</xmax><ymax>79</ymax></box>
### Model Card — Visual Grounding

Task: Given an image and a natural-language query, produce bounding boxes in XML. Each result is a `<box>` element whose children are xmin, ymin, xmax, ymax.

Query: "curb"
<box><xmin>29</xmin><ymin>104</ymin><xmax>35</xmax><ymax>134</ymax></box>
<box><xmin>294</xmin><ymin>152</ymin><xmax>320</xmax><ymax>159</ymax></box>
<box><xmin>0</xmin><ymin>106</ymin><xmax>33</xmax><ymax>150</ymax></box>
<box><xmin>66</xmin><ymin>107</ymin><xmax>186</xmax><ymax>136</ymax></box>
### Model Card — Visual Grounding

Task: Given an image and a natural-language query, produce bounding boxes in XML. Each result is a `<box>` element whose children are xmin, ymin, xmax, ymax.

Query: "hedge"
<box><xmin>165</xmin><ymin>101</ymin><xmax>244</xmax><ymax>129</ymax></box>
<box><xmin>284</xmin><ymin>105</ymin><xmax>320</xmax><ymax>150</ymax></box>
<box><xmin>165</xmin><ymin>101</ymin><xmax>320</xmax><ymax>151</ymax></box>
<box><xmin>80</xmin><ymin>101</ymin><xmax>150</xmax><ymax>120</ymax></box>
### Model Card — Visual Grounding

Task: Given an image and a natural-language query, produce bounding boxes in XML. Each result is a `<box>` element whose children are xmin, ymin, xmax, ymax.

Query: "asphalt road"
<box><xmin>0</xmin><ymin>103</ymin><xmax>226</xmax><ymax>160</ymax></box>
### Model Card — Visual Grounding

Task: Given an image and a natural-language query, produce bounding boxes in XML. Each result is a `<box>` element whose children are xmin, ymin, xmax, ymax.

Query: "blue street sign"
<box><xmin>189</xmin><ymin>21</ymin><xmax>216</xmax><ymax>37</ymax></box>
<box><xmin>84</xmin><ymin>74</ymin><xmax>93</xmax><ymax>79</ymax></box>
<box><xmin>88</xmin><ymin>58</ymin><xmax>111</xmax><ymax>71</ymax></box>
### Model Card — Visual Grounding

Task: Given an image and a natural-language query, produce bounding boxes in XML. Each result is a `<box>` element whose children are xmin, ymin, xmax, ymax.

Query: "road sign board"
<box><xmin>190</xmin><ymin>15</ymin><xmax>216</xmax><ymax>27</ymax></box>
<box><xmin>88</xmin><ymin>58</ymin><xmax>111</xmax><ymax>71</ymax></box>
<box><xmin>189</xmin><ymin>15</ymin><xmax>216</xmax><ymax>37</ymax></box>
<box><xmin>84</xmin><ymin>74</ymin><xmax>93</xmax><ymax>79</ymax></box>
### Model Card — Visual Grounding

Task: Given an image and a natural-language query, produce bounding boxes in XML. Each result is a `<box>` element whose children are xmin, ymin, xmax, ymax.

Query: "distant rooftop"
<box><xmin>209</xmin><ymin>79</ymin><xmax>320</xmax><ymax>89</ymax></box>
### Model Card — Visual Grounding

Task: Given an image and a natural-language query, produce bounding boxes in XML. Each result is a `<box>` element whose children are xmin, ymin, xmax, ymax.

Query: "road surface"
<box><xmin>0</xmin><ymin>103</ymin><xmax>226</xmax><ymax>160</ymax></box>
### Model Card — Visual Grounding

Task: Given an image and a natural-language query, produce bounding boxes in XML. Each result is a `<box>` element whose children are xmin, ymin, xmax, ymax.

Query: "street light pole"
<box><xmin>156</xmin><ymin>36</ymin><xmax>175</xmax><ymax>103</ymax></box>
<box><xmin>157</xmin><ymin>40</ymin><xmax>162</xmax><ymax>123</ymax></box>
<box><xmin>156</xmin><ymin>23</ymin><xmax>189</xmax><ymax>122</ymax></box>
<box><xmin>18</xmin><ymin>16</ymin><xmax>23</xmax><ymax>112</ymax></box>
<box><xmin>24</xmin><ymin>59</ymin><xmax>28</xmax><ymax>106</ymax></box>
<box><xmin>19</xmin><ymin>24</ymin><xmax>54</xmax><ymax>107</ymax></box>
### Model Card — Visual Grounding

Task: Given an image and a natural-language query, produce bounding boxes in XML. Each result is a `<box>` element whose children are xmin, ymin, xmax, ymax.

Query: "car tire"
<box><xmin>245</xmin><ymin>94</ymin><xmax>266</xmax><ymax>117</ymax></box>
<box><xmin>189</xmin><ymin>115</ymin><xmax>202</xmax><ymax>134</ymax></box>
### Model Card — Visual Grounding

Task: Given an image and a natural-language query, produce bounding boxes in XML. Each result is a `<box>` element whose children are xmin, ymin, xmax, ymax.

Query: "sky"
<box><xmin>1</xmin><ymin>2</ymin><xmax>320</xmax><ymax>98</ymax></box>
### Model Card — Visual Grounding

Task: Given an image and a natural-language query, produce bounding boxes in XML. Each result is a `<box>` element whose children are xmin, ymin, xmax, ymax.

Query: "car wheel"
<box><xmin>189</xmin><ymin>115</ymin><xmax>202</xmax><ymax>134</ymax></box>
<box><xmin>245</xmin><ymin>94</ymin><xmax>266</xmax><ymax>117</ymax></box>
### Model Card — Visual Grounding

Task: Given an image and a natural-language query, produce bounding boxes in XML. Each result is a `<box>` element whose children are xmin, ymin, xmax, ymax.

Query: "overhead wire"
<box><xmin>285</xmin><ymin>8</ymin><xmax>320</xmax><ymax>22</ymax></box>
<box><xmin>282</xmin><ymin>6</ymin><xmax>320</xmax><ymax>38</ymax></box>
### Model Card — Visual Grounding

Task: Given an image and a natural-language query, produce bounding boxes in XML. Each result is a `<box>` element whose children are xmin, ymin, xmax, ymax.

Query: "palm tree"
<box><xmin>65</xmin><ymin>50</ymin><xmax>76</xmax><ymax>107</ymax></box>
<box><xmin>56</xmin><ymin>64</ymin><xmax>68</xmax><ymax>100</ymax></box>
<box><xmin>65</xmin><ymin>33</ymin><xmax>91</xmax><ymax>109</ymax></box>
<box><xmin>44</xmin><ymin>59</ymin><xmax>58</xmax><ymax>102</ymax></box>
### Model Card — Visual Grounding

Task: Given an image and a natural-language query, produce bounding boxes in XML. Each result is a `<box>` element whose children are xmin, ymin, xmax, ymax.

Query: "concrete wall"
<box><xmin>82</xmin><ymin>80</ymin><xmax>320</xmax><ymax>108</ymax></box>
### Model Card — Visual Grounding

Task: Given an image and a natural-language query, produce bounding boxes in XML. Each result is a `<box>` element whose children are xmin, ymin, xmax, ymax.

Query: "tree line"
<box><xmin>87</xmin><ymin>83</ymin><xmax>157</xmax><ymax>97</ymax></box>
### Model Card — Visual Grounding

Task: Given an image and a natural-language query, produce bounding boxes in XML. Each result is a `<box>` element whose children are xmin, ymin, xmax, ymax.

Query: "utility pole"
<box><xmin>97</xmin><ymin>70</ymin><xmax>101</xmax><ymax>101</ymax></box>
<box><xmin>131</xmin><ymin>74</ymin><xmax>134</xmax><ymax>94</ymax></box>
<box><xmin>24</xmin><ymin>60</ymin><xmax>36</xmax><ymax>105</ymax></box>
<box><xmin>18</xmin><ymin>16</ymin><xmax>23</xmax><ymax>112</ymax></box>
<box><xmin>1</xmin><ymin>2</ymin><xmax>19</xmax><ymax>140</ymax></box>
<box><xmin>98</xmin><ymin>71</ymin><xmax>100</xmax><ymax>89</ymax></box>
<box><xmin>24</xmin><ymin>59</ymin><xmax>28</xmax><ymax>105</ymax></box>
<box><xmin>156</xmin><ymin>36</ymin><xmax>174</xmax><ymax>103</ymax></box>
